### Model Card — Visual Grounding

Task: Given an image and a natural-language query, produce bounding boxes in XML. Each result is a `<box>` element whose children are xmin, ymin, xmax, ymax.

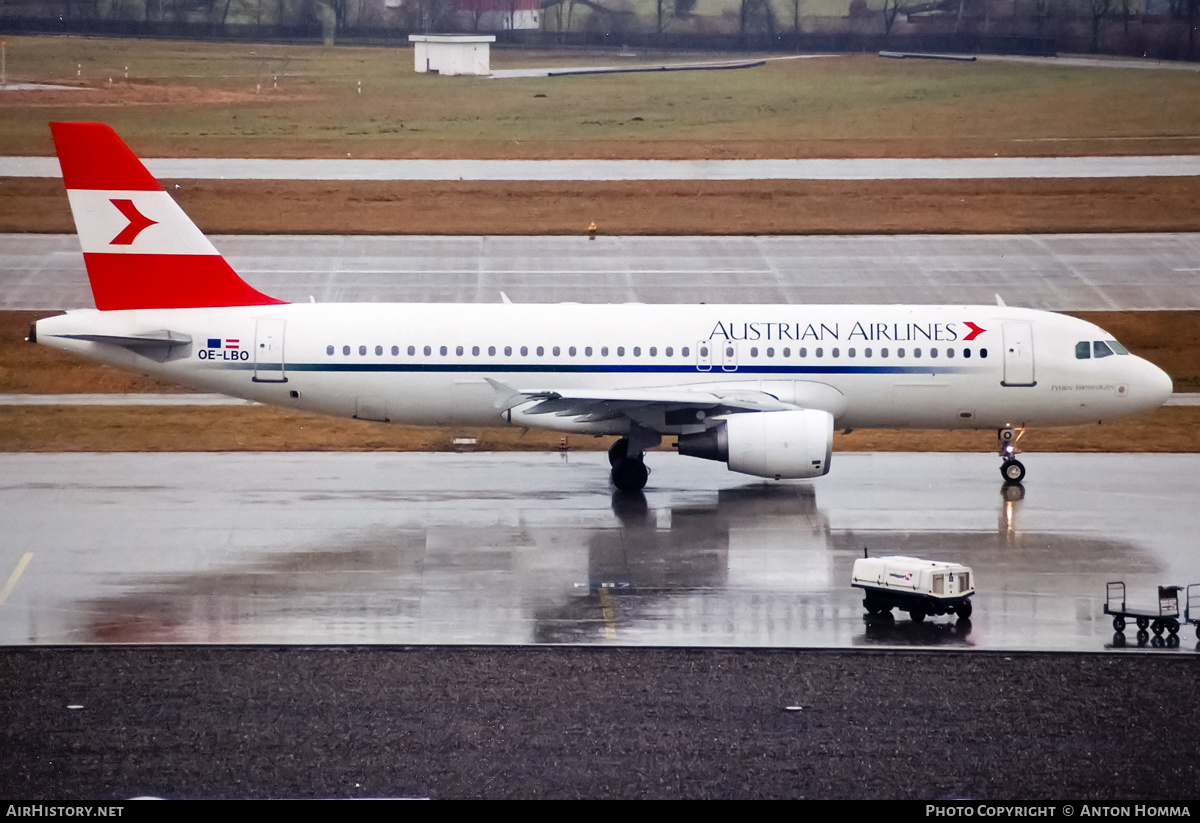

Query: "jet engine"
<box><xmin>677</xmin><ymin>409</ymin><xmax>833</xmax><ymax>479</ymax></box>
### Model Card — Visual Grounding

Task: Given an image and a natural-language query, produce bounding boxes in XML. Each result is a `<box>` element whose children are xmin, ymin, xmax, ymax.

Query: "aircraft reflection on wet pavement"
<box><xmin>4</xmin><ymin>452</ymin><xmax>1189</xmax><ymax>652</ymax></box>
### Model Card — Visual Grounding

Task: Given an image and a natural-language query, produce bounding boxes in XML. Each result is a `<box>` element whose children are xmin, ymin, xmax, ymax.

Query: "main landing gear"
<box><xmin>609</xmin><ymin>429</ymin><xmax>660</xmax><ymax>492</ymax></box>
<box><xmin>998</xmin><ymin>426</ymin><xmax>1026</xmax><ymax>484</ymax></box>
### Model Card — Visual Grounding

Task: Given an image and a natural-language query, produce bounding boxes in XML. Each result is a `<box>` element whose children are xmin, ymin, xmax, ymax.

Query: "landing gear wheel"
<box><xmin>908</xmin><ymin>607</ymin><xmax>926</xmax><ymax>624</ymax></box>
<box><xmin>1001</xmin><ymin>460</ymin><xmax>1026</xmax><ymax>484</ymax></box>
<box><xmin>1136</xmin><ymin>617</ymin><xmax>1150</xmax><ymax>631</ymax></box>
<box><xmin>608</xmin><ymin>438</ymin><xmax>629</xmax><ymax>468</ymax></box>
<box><xmin>611</xmin><ymin>457</ymin><xmax>649</xmax><ymax>492</ymax></box>
<box><xmin>956</xmin><ymin>600</ymin><xmax>973</xmax><ymax>619</ymax></box>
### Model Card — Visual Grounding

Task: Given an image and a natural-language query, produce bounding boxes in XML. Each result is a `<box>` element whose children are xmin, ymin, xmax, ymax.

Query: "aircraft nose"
<box><xmin>1141</xmin><ymin>360</ymin><xmax>1174</xmax><ymax>408</ymax></box>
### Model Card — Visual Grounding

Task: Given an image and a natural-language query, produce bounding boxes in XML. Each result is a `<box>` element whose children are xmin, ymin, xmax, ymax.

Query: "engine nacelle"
<box><xmin>678</xmin><ymin>409</ymin><xmax>833</xmax><ymax>479</ymax></box>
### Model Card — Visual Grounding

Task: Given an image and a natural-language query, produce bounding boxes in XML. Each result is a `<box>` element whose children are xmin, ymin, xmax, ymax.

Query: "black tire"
<box><xmin>1167</xmin><ymin>620</ymin><xmax>1179</xmax><ymax>636</ymax></box>
<box><xmin>1001</xmin><ymin>460</ymin><xmax>1026</xmax><ymax>484</ymax></box>
<box><xmin>1113</xmin><ymin>616</ymin><xmax>1126</xmax><ymax>632</ymax></box>
<box><xmin>611</xmin><ymin>457</ymin><xmax>649</xmax><ymax>492</ymax></box>
<box><xmin>1152</xmin><ymin>620</ymin><xmax>1164</xmax><ymax>636</ymax></box>
<box><xmin>957</xmin><ymin>600</ymin><xmax>973</xmax><ymax>619</ymax></box>
<box><xmin>909</xmin><ymin>607</ymin><xmax>926</xmax><ymax>624</ymax></box>
<box><xmin>1137</xmin><ymin>617</ymin><xmax>1150</xmax><ymax>631</ymax></box>
<box><xmin>608</xmin><ymin>438</ymin><xmax>629</xmax><ymax>468</ymax></box>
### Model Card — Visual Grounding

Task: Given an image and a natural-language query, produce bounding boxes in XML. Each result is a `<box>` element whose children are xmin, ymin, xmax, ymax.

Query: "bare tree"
<box><xmin>1088</xmin><ymin>0</ymin><xmax>1115</xmax><ymax>52</ymax></box>
<box><xmin>739</xmin><ymin>0</ymin><xmax>775</xmax><ymax>46</ymax></box>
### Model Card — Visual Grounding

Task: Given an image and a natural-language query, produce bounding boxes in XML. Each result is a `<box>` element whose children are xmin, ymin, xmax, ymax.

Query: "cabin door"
<box><xmin>253</xmin><ymin>318</ymin><xmax>287</xmax><ymax>383</ymax></box>
<box><xmin>1001</xmin><ymin>323</ymin><xmax>1035</xmax><ymax>387</ymax></box>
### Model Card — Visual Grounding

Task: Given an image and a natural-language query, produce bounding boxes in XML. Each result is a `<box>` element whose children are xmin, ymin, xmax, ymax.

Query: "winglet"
<box><xmin>50</xmin><ymin>122</ymin><xmax>286</xmax><ymax>311</ymax></box>
<box><xmin>995</xmin><ymin>293</ymin><xmax>1007</xmax><ymax>307</ymax></box>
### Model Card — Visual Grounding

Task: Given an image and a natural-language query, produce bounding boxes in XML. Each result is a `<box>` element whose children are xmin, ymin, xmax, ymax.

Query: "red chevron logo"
<box><xmin>109</xmin><ymin>198</ymin><xmax>157</xmax><ymax>245</ymax></box>
<box><xmin>963</xmin><ymin>321</ymin><xmax>987</xmax><ymax>341</ymax></box>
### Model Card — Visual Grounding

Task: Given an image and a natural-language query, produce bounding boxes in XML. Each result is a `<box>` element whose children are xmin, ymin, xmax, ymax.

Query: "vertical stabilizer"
<box><xmin>50</xmin><ymin>122</ymin><xmax>285</xmax><ymax>310</ymax></box>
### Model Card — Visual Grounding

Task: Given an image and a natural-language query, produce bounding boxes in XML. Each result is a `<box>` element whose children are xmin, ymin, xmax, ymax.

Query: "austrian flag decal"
<box><xmin>207</xmin><ymin>338</ymin><xmax>240</xmax><ymax>350</ymax></box>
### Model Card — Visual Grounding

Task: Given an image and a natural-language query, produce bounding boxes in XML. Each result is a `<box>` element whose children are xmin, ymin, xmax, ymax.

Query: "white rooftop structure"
<box><xmin>409</xmin><ymin>34</ymin><xmax>496</xmax><ymax>77</ymax></box>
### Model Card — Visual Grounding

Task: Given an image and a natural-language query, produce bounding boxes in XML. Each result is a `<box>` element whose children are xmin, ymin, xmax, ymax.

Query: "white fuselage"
<box><xmin>36</xmin><ymin>302</ymin><xmax>1173</xmax><ymax>435</ymax></box>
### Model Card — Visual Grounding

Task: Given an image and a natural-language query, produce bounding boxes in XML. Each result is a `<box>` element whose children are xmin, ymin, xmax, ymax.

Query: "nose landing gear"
<box><xmin>998</xmin><ymin>426</ymin><xmax>1026</xmax><ymax>484</ymax></box>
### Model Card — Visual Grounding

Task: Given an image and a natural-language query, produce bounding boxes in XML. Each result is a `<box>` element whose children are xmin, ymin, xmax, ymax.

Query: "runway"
<box><xmin>6</xmin><ymin>232</ymin><xmax>1200</xmax><ymax>310</ymax></box>
<box><xmin>2</xmin><ymin>452</ymin><xmax>1197</xmax><ymax>651</ymax></box>
<box><xmin>4</xmin><ymin>155</ymin><xmax>1200</xmax><ymax>180</ymax></box>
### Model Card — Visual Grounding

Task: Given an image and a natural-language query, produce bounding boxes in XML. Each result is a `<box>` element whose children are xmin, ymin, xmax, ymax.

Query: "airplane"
<box><xmin>30</xmin><ymin>122</ymin><xmax>1175</xmax><ymax>491</ymax></box>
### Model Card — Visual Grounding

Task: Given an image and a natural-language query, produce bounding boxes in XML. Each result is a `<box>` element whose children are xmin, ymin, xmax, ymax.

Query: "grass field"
<box><xmin>3</xmin><ymin>36</ymin><xmax>1197</xmax><ymax>455</ymax></box>
<box><xmin>2</xmin><ymin>38</ymin><xmax>1200</xmax><ymax>158</ymax></box>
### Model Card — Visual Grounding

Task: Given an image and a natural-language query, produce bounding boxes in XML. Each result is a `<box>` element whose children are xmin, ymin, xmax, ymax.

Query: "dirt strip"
<box><xmin>6</xmin><ymin>176</ymin><xmax>1200</xmax><ymax>235</ymax></box>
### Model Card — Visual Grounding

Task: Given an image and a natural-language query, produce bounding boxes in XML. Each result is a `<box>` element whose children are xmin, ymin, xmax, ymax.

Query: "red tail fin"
<box><xmin>50</xmin><ymin>122</ymin><xmax>285</xmax><ymax>311</ymax></box>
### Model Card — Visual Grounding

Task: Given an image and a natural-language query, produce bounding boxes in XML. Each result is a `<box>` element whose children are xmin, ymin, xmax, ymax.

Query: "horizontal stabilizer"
<box><xmin>54</xmin><ymin>329</ymin><xmax>193</xmax><ymax>362</ymax></box>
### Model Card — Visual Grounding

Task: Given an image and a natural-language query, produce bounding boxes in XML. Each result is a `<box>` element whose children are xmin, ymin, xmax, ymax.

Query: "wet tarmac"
<box><xmin>6</xmin><ymin>232</ymin><xmax>1200</xmax><ymax>310</ymax></box>
<box><xmin>2</xmin><ymin>451</ymin><xmax>1197</xmax><ymax>652</ymax></box>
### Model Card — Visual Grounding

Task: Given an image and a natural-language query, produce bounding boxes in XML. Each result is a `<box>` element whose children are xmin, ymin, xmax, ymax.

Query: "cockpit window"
<box><xmin>1093</xmin><ymin>341</ymin><xmax>1115</xmax><ymax>359</ymax></box>
<box><xmin>1075</xmin><ymin>341</ymin><xmax>1091</xmax><ymax>359</ymax></box>
<box><xmin>1107</xmin><ymin>340</ymin><xmax>1130</xmax><ymax>355</ymax></box>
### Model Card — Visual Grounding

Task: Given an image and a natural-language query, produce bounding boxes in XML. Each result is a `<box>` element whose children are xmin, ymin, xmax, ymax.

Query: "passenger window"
<box><xmin>682</xmin><ymin>347</ymin><xmax>690</xmax><ymax>357</ymax></box>
<box><xmin>880</xmin><ymin>348</ymin><xmax>888</xmax><ymax>358</ymax></box>
<box><xmin>913</xmin><ymin>348</ymin><xmax>921</xmax><ymax>358</ymax></box>
<box><xmin>440</xmin><ymin>346</ymin><xmax>448</xmax><ymax>356</ymax></box>
<box><xmin>930</xmin><ymin>348</ymin><xmax>937</xmax><ymax>359</ymax></box>
<box><xmin>472</xmin><ymin>346</ymin><xmax>479</xmax><ymax>356</ymax></box>
<box><xmin>568</xmin><ymin>346</ymin><xmax>575</xmax><ymax>356</ymax></box>
<box><xmin>767</xmin><ymin>347</ymin><xmax>774</xmax><ymax>357</ymax></box>
<box><xmin>586</xmin><ymin>347</ymin><xmax>593</xmax><ymax>357</ymax></box>
<box><xmin>359</xmin><ymin>345</ymin><xmax>367</xmax><ymax>356</ymax></box>
<box><xmin>799</xmin><ymin>347</ymin><xmax>807</xmax><ymax>358</ymax></box>
<box><xmin>898</xmin><ymin>348</ymin><xmax>905</xmax><ymax>358</ymax></box>
<box><xmin>782</xmin><ymin>347</ymin><xmax>790</xmax><ymax>357</ymax></box>
<box><xmin>1093</xmin><ymin>341</ymin><xmax>1114</xmax><ymax>359</ymax></box>
<box><xmin>423</xmin><ymin>345</ymin><xmax>431</xmax><ymax>356</ymax></box>
<box><xmin>816</xmin><ymin>348</ymin><xmax>823</xmax><ymax>358</ymax></box>
<box><xmin>831</xmin><ymin>348</ymin><xmax>839</xmax><ymax>358</ymax></box>
<box><xmin>666</xmin><ymin>347</ymin><xmax>673</xmax><ymax>357</ymax></box>
<box><xmin>326</xmin><ymin>345</ymin><xmax>334</xmax><ymax>356</ymax></box>
<box><xmin>865</xmin><ymin>348</ymin><xmax>872</xmax><ymax>358</ymax></box>
<box><xmin>375</xmin><ymin>345</ymin><xmax>383</xmax><ymax>356</ymax></box>
<box><xmin>633</xmin><ymin>347</ymin><xmax>641</xmax><ymax>357</ymax></box>
<box><xmin>649</xmin><ymin>347</ymin><xmax>657</xmax><ymax>357</ymax></box>
<box><xmin>392</xmin><ymin>346</ymin><xmax>399</xmax><ymax>356</ymax></box>
<box><xmin>980</xmin><ymin>348</ymin><xmax>988</xmax><ymax>358</ymax></box>
<box><xmin>945</xmin><ymin>348</ymin><xmax>953</xmax><ymax>359</ymax></box>
<box><xmin>488</xmin><ymin>346</ymin><xmax>496</xmax><ymax>356</ymax></box>
<box><xmin>848</xmin><ymin>348</ymin><xmax>855</xmax><ymax>358</ymax></box>
<box><xmin>1076</xmin><ymin>341</ymin><xmax>1091</xmax><ymax>359</ymax></box>
<box><xmin>750</xmin><ymin>347</ymin><xmax>759</xmax><ymax>357</ymax></box>
<box><xmin>601</xmin><ymin>347</ymin><xmax>609</xmax><ymax>357</ymax></box>
<box><xmin>553</xmin><ymin>346</ymin><xmax>560</xmax><ymax>356</ymax></box>
<box><xmin>963</xmin><ymin>348</ymin><xmax>971</xmax><ymax>358</ymax></box>
<box><xmin>343</xmin><ymin>346</ymin><xmax>351</xmax><ymax>356</ymax></box>
<box><xmin>504</xmin><ymin>346</ymin><xmax>512</xmax><ymax>356</ymax></box>
<box><xmin>520</xmin><ymin>346</ymin><xmax>528</xmax><ymax>356</ymax></box>
<box><xmin>618</xmin><ymin>347</ymin><xmax>625</xmax><ymax>356</ymax></box>
<box><xmin>408</xmin><ymin>345</ymin><xmax>416</xmax><ymax>356</ymax></box>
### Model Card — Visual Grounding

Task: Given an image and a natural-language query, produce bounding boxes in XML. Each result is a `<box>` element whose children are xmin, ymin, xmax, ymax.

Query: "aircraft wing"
<box><xmin>489</xmin><ymin>379</ymin><xmax>828</xmax><ymax>432</ymax></box>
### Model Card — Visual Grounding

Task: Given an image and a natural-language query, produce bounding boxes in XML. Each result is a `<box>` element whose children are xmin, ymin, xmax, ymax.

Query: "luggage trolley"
<box><xmin>1104</xmin><ymin>582</ymin><xmax>1185</xmax><ymax>642</ymax></box>
<box><xmin>1188</xmin><ymin>584</ymin><xmax>1200</xmax><ymax>642</ymax></box>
